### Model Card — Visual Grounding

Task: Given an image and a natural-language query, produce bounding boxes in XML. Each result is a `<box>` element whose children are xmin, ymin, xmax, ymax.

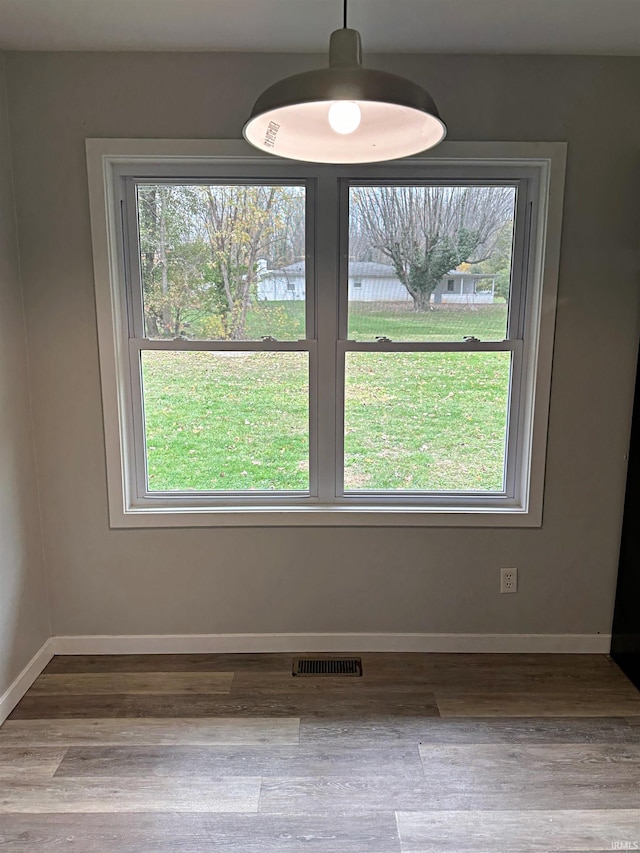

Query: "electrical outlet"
<box><xmin>500</xmin><ymin>568</ymin><xmax>518</xmax><ymax>593</ymax></box>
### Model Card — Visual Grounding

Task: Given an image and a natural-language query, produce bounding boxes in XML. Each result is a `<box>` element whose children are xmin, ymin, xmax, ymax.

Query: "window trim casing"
<box><xmin>86</xmin><ymin>139</ymin><xmax>566</xmax><ymax>528</ymax></box>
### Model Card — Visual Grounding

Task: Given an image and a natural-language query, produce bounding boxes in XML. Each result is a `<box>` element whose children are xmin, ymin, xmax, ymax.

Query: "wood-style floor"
<box><xmin>1</xmin><ymin>653</ymin><xmax>640</xmax><ymax>851</ymax></box>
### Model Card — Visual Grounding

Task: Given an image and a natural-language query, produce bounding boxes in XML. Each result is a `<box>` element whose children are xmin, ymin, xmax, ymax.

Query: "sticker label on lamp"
<box><xmin>264</xmin><ymin>121</ymin><xmax>281</xmax><ymax>148</ymax></box>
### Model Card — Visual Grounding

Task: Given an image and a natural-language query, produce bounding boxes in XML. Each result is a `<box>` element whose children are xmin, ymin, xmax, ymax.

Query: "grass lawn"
<box><xmin>142</xmin><ymin>351</ymin><xmax>309</xmax><ymax>492</ymax></box>
<box><xmin>347</xmin><ymin>301</ymin><xmax>508</xmax><ymax>342</ymax></box>
<box><xmin>344</xmin><ymin>351</ymin><xmax>509</xmax><ymax>491</ymax></box>
<box><xmin>241</xmin><ymin>299</ymin><xmax>508</xmax><ymax>343</ymax></box>
<box><xmin>142</xmin><ymin>304</ymin><xmax>511</xmax><ymax>493</ymax></box>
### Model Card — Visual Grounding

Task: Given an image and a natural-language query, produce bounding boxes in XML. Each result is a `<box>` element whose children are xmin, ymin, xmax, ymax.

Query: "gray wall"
<box><xmin>4</xmin><ymin>51</ymin><xmax>639</xmax><ymax>638</ymax></box>
<box><xmin>0</xmin><ymin>54</ymin><xmax>49</xmax><ymax>699</ymax></box>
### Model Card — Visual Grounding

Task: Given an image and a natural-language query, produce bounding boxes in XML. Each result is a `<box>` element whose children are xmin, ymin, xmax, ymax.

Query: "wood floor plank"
<box><xmin>0</xmin><ymin>748</ymin><xmax>66</xmax><ymax>781</ymax></box>
<box><xmin>0</xmin><ymin>776</ymin><xmax>260</xmax><ymax>813</ymax></box>
<box><xmin>432</xmin><ymin>679</ymin><xmax>640</xmax><ymax>697</ymax></box>
<box><xmin>0</xmin><ymin>717</ymin><xmax>300</xmax><ymax>747</ymax></box>
<box><xmin>29</xmin><ymin>672</ymin><xmax>234</xmax><ymax>695</ymax></box>
<box><xmin>0</xmin><ymin>813</ymin><xmax>401</xmax><ymax>852</ymax></box>
<box><xmin>396</xmin><ymin>809</ymin><xmax>640</xmax><ymax>852</ymax></box>
<box><xmin>436</xmin><ymin>690</ymin><xmax>640</xmax><ymax>717</ymax></box>
<box><xmin>300</xmin><ymin>716</ymin><xmax>640</xmax><ymax>745</ymax></box>
<box><xmin>9</xmin><ymin>690</ymin><xmax>440</xmax><ymax>720</ymax></box>
<box><xmin>363</xmin><ymin>652</ymin><xmax>627</xmax><ymax>682</ymax></box>
<box><xmin>233</xmin><ymin>655</ymin><xmax>633</xmax><ymax>693</ymax></box>
<box><xmin>54</xmin><ymin>743</ymin><xmax>424</xmax><ymax>779</ymax></box>
<box><xmin>43</xmin><ymin>653</ymin><xmax>293</xmax><ymax>675</ymax></box>
<box><xmin>258</xmin><ymin>776</ymin><xmax>473</xmax><ymax>813</ymax></box>
<box><xmin>359</xmin><ymin>652</ymin><xmax>619</xmax><ymax>671</ymax></box>
<box><xmin>417</xmin><ymin>743</ymin><xmax>640</xmax><ymax>808</ymax></box>
<box><xmin>259</xmin><ymin>743</ymin><xmax>640</xmax><ymax>812</ymax></box>
<box><xmin>230</xmin><ymin>672</ymin><xmax>430</xmax><ymax>694</ymax></box>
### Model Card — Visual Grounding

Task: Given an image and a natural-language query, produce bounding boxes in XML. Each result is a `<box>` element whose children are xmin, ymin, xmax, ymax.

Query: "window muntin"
<box><xmin>90</xmin><ymin>144</ymin><xmax>563</xmax><ymax>525</ymax></box>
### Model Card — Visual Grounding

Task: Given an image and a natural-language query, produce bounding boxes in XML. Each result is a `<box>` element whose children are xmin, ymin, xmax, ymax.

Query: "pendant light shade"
<box><xmin>243</xmin><ymin>28</ymin><xmax>446</xmax><ymax>164</ymax></box>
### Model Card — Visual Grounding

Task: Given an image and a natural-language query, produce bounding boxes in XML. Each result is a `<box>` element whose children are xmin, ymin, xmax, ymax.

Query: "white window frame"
<box><xmin>87</xmin><ymin>139</ymin><xmax>566</xmax><ymax>528</ymax></box>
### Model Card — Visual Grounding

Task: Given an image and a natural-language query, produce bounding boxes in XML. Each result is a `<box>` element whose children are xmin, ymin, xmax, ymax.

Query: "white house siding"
<box><xmin>256</xmin><ymin>272</ymin><xmax>305</xmax><ymax>301</ymax></box>
<box><xmin>256</xmin><ymin>273</ymin><xmax>412</xmax><ymax>303</ymax></box>
<box><xmin>349</xmin><ymin>276</ymin><xmax>411</xmax><ymax>302</ymax></box>
<box><xmin>433</xmin><ymin>274</ymin><xmax>496</xmax><ymax>305</ymax></box>
<box><xmin>257</xmin><ymin>263</ymin><xmax>495</xmax><ymax>305</ymax></box>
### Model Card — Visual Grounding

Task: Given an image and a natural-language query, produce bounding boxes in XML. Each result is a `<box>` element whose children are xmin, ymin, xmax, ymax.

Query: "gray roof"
<box><xmin>264</xmin><ymin>260</ymin><xmax>495</xmax><ymax>279</ymax></box>
<box><xmin>348</xmin><ymin>261</ymin><xmax>398</xmax><ymax>277</ymax></box>
<box><xmin>271</xmin><ymin>261</ymin><xmax>397</xmax><ymax>277</ymax></box>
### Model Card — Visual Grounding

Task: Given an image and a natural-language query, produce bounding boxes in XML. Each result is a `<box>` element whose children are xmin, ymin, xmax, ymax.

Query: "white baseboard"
<box><xmin>51</xmin><ymin>632</ymin><xmax>612</xmax><ymax>656</ymax></box>
<box><xmin>0</xmin><ymin>639</ymin><xmax>54</xmax><ymax>726</ymax></box>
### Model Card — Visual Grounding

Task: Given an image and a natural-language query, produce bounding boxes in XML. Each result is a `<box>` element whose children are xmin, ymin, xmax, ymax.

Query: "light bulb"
<box><xmin>328</xmin><ymin>101</ymin><xmax>362</xmax><ymax>135</ymax></box>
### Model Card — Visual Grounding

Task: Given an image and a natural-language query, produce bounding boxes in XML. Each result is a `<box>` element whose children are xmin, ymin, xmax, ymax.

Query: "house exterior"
<box><xmin>257</xmin><ymin>260</ymin><xmax>497</xmax><ymax>304</ymax></box>
<box><xmin>432</xmin><ymin>271</ymin><xmax>497</xmax><ymax>304</ymax></box>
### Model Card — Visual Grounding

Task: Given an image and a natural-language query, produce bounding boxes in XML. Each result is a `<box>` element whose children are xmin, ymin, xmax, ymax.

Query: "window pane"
<box><xmin>141</xmin><ymin>351</ymin><xmax>309</xmax><ymax>492</ymax></box>
<box><xmin>348</xmin><ymin>185</ymin><xmax>516</xmax><ymax>342</ymax></box>
<box><xmin>344</xmin><ymin>351</ymin><xmax>511</xmax><ymax>492</ymax></box>
<box><xmin>137</xmin><ymin>184</ymin><xmax>306</xmax><ymax>341</ymax></box>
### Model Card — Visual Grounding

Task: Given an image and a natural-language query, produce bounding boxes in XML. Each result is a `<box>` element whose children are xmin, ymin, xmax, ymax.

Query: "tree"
<box><xmin>468</xmin><ymin>220</ymin><xmax>514</xmax><ymax>301</ymax></box>
<box><xmin>351</xmin><ymin>186</ymin><xmax>515</xmax><ymax>310</ymax></box>
<box><xmin>200</xmin><ymin>184</ymin><xmax>304</xmax><ymax>340</ymax></box>
<box><xmin>138</xmin><ymin>186</ymin><xmax>212</xmax><ymax>338</ymax></box>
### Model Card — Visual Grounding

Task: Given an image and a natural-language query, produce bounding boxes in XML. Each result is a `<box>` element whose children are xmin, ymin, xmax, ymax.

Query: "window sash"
<box><xmin>128</xmin><ymin>339</ymin><xmax>317</xmax><ymax>501</ymax></box>
<box><xmin>335</xmin><ymin>340</ymin><xmax>522</xmax><ymax>501</ymax></box>
<box><xmin>122</xmin><ymin>175</ymin><xmax>319</xmax><ymax>503</ymax></box>
<box><xmin>123</xmin><ymin>176</ymin><xmax>317</xmax><ymax>343</ymax></box>
<box><xmin>339</xmin><ymin>178</ymin><xmax>531</xmax><ymax>343</ymax></box>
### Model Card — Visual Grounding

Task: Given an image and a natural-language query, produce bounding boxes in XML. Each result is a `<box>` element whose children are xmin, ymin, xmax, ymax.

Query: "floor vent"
<box><xmin>293</xmin><ymin>657</ymin><xmax>363</xmax><ymax>677</ymax></box>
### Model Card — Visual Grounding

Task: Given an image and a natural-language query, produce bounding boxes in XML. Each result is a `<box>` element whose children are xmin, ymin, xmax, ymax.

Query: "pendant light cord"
<box><xmin>343</xmin><ymin>0</ymin><xmax>348</xmax><ymax>28</ymax></box>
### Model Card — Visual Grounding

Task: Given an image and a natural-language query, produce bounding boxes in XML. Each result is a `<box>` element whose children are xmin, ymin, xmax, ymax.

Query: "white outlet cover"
<box><xmin>500</xmin><ymin>568</ymin><xmax>518</xmax><ymax>593</ymax></box>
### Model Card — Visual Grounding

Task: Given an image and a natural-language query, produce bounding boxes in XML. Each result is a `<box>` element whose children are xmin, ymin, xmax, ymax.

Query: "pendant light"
<box><xmin>243</xmin><ymin>1</ymin><xmax>446</xmax><ymax>164</ymax></box>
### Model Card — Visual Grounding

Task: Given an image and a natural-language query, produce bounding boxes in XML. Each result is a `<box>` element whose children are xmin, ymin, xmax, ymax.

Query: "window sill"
<box><xmin>111</xmin><ymin>503</ymin><xmax>541</xmax><ymax>528</ymax></box>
